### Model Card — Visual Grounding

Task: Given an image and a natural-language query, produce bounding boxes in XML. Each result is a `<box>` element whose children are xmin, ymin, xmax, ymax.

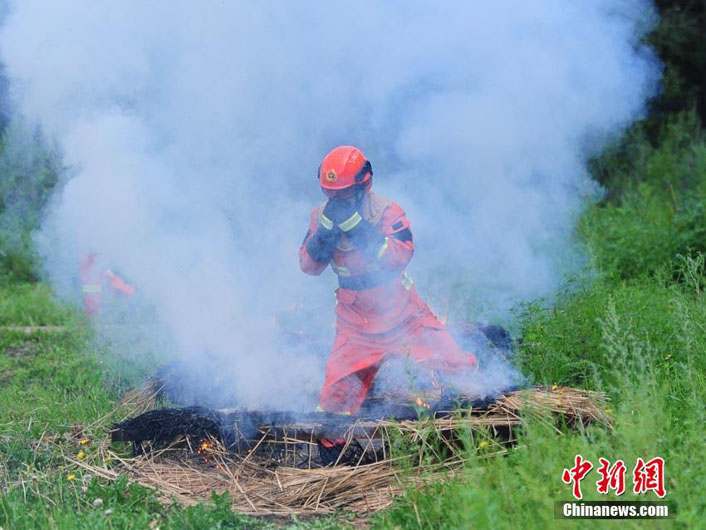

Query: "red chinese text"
<box><xmin>596</xmin><ymin>458</ymin><xmax>627</xmax><ymax>496</ymax></box>
<box><xmin>633</xmin><ymin>457</ymin><xmax>666</xmax><ymax>498</ymax></box>
<box><xmin>562</xmin><ymin>454</ymin><xmax>594</xmax><ymax>500</ymax></box>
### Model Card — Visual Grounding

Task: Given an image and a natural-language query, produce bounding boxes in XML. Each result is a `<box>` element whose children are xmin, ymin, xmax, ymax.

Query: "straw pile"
<box><xmin>69</xmin><ymin>385</ymin><xmax>609</xmax><ymax>515</ymax></box>
<box><xmin>69</xmin><ymin>441</ymin><xmax>467</xmax><ymax>514</ymax></box>
<box><xmin>117</xmin><ymin>376</ymin><xmax>164</xmax><ymax>417</ymax></box>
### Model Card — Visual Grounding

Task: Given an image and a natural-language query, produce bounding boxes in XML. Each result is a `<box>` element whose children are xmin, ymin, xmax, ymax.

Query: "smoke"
<box><xmin>0</xmin><ymin>2</ymin><xmax>660</xmax><ymax>410</ymax></box>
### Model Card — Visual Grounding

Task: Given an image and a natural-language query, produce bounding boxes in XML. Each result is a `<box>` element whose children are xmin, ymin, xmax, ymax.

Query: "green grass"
<box><xmin>582</xmin><ymin>111</ymin><xmax>706</xmax><ymax>280</ymax></box>
<box><xmin>2</xmin><ymin>263</ymin><xmax>704</xmax><ymax>528</ymax></box>
<box><xmin>375</xmin><ymin>259</ymin><xmax>705</xmax><ymax>528</ymax></box>
<box><xmin>0</xmin><ymin>283</ymin><xmax>79</xmax><ymax>326</ymax></box>
<box><xmin>0</xmin><ymin>286</ymin><xmax>355</xmax><ymax>529</ymax></box>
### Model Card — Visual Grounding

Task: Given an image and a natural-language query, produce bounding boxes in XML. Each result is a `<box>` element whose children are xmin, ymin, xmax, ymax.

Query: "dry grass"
<box><xmin>65</xmin><ymin>385</ymin><xmax>609</xmax><ymax>515</ymax></box>
<box><xmin>68</xmin><ymin>437</ymin><xmax>492</xmax><ymax>515</ymax></box>
<box><xmin>116</xmin><ymin>377</ymin><xmax>164</xmax><ymax>418</ymax></box>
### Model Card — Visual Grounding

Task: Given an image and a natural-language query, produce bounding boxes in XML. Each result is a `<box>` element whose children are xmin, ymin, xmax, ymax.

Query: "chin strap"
<box><xmin>353</xmin><ymin>178</ymin><xmax>372</xmax><ymax>208</ymax></box>
<box><xmin>352</xmin><ymin>161</ymin><xmax>373</xmax><ymax>206</ymax></box>
<box><xmin>354</xmin><ymin>186</ymin><xmax>366</xmax><ymax>208</ymax></box>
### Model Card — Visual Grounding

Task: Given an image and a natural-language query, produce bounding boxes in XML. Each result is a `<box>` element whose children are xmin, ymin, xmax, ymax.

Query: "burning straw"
<box><xmin>67</xmin><ymin>385</ymin><xmax>610</xmax><ymax>515</ymax></box>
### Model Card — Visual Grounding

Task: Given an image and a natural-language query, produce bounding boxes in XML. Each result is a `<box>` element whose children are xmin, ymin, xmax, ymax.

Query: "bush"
<box><xmin>582</xmin><ymin>110</ymin><xmax>706</xmax><ymax>280</ymax></box>
<box><xmin>0</xmin><ymin>121</ymin><xmax>60</xmax><ymax>282</ymax></box>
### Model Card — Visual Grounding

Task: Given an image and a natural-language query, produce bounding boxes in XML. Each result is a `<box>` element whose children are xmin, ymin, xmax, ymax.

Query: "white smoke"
<box><xmin>0</xmin><ymin>1</ymin><xmax>660</xmax><ymax>409</ymax></box>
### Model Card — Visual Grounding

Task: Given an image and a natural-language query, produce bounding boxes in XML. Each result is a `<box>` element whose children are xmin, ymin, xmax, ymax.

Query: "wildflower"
<box><xmin>77</xmin><ymin>451</ymin><xmax>86</xmax><ymax>459</ymax></box>
<box><xmin>551</xmin><ymin>384</ymin><xmax>558</xmax><ymax>391</ymax></box>
<box><xmin>67</xmin><ymin>474</ymin><xmax>76</xmax><ymax>481</ymax></box>
<box><xmin>479</xmin><ymin>440</ymin><xmax>489</xmax><ymax>449</ymax></box>
<box><xmin>605</xmin><ymin>408</ymin><xmax>612</xmax><ymax>414</ymax></box>
<box><xmin>80</xmin><ymin>439</ymin><xmax>90</xmax><ymax>445</ymax></box>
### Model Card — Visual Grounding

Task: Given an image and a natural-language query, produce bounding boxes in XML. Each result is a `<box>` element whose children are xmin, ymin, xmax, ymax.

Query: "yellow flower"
<box><xmin>105</xmin><ymin>457</ymin><xmax>112</xmax><ymax>463</ymax></box>
<box><xmin>77</xmin><ymin>451</ymin><xmax>86</xmax><ymax>459</ymax></box>
<box><xmin>604</xmin><ymin>408</ymin><xmax>612</xmax><ymax>414</ymax></box>
<box><xmin>80</xmin><ymin>439</ymin><xmax>90</xmax><ymax>445</ymax></box>
<box><xmin>551</xmin><ymin>384</ymin><xmax>558</xmax><ymax>391</ymax></box>
<box><xmin>479</xmin><ymin>440</ymin><xmax>489</xmax><ymax>449</ymax></box>
<box><xmin>67</xmin><ymin>474</ymin><xmax>76</xmax><ymax>481</ymax></box>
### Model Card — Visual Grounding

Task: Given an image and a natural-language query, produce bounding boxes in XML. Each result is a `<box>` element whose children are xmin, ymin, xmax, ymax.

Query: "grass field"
<box><xmin>2</xmin><ymin>117</ymin><xmax>706</xmax><ymax>529</ymax></box>
<box><xmin>1</xmin><ymin>254</ymin><xmax>704</xmax><ymax>528</ymax></box>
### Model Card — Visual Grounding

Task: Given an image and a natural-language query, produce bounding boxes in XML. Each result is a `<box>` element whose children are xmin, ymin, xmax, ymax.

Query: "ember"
<box><xmin>414</xmin><ymin>396</ymin><xmax>432</xmax><ymax>410</ymax></box>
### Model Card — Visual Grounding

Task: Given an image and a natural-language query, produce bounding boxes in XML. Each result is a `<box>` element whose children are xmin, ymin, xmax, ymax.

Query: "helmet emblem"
<box><xmin>325</xmin><ymin>169</ymin><xmax>338</xmax><ymax>183</ymax></box>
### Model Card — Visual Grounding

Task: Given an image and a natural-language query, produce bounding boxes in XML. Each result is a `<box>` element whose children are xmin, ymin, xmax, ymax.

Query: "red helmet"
<box><xmin>318</xmin><ymin>146</ymin><xmax>372</xmax><ymax>196</ymax></box>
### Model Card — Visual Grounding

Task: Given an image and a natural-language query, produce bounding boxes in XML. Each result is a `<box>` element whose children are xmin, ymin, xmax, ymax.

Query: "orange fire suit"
<box><xmin>79</xmin><ymin>253</ymin><xmax>136</xmax><ymax>316</ymax></box>
<box><xmin>299</xmin><ymin>192</ymin><xmax>477</xmax><ymax>414</ymax></box>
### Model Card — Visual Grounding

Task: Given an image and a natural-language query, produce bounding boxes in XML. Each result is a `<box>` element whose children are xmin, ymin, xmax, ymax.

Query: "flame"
<box><xmin>414</xmin><ymin>396</ymin><xmax>431</xmax><ymax>410</ymax></box>
<box><xmin>196</xmin><ymin>439</ymin><xmax>223</xmax><ymax>469</ymax></box>
<box><xmin>197</xmin><ymin>439</ymin><xmax>214</xmax><ymax>456</ymax></box>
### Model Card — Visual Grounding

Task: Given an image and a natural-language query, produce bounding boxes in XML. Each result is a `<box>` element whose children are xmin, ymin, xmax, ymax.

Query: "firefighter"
<box><xmin>300</xmin><ymin>146</ymin><xmax>477</xmax><ymax>415</ymax></box>
<box><xmin>79</xmin><ymin>253</ymin><xmax>136</xmax><ymax>316</ymax></box>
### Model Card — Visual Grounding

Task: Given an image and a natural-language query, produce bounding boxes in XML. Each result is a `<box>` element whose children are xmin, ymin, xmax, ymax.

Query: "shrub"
<box><xmin>582</xmin><ymin>110</ymin><xmax>706</xmax><ymax>280</ymax></box>
<box><xmin>0</xmin><ymin>121</ymin><xmax>60</xmax><ymax>282</ymax></box>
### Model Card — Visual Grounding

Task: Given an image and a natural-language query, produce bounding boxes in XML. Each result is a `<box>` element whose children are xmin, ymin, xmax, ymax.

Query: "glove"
<box><xmin>323</xmin><ymin>198</ymin><xmax>357</xmax><ymax>225</ymax></box>
<box><xmin>323</xmin><ymin>198</ymin><xmax>385</xmax><ymax>258</ymax></box>
<box><xmin>305</xmin><ymin>219</ymin><xmax>340</xmax><ymax>263</ymax></box>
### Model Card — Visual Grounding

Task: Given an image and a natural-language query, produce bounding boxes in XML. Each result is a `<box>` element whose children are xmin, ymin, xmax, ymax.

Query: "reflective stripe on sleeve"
<box><xmin>338</xmin><ymin>211</ymin><xmax>362</xmax><ymax>232</ymax></box>
<box><xmin>376</xmin><ymin>236</ymin><xmax>389</xmax><ymax>259</ymax></box>
<box><xmin>401</xmin><ymin>270</ymin><xmax>414</xmax><ymax>290</ymax></box>
<box><xmin>320</xmin><ymin>214</ymin><xmax>334</xmax><ymax>230</ymax></box>
<box><xmin>330</xmin><ymin>262</ymin><xmax>352</xmax><ymax>277</ymax></box>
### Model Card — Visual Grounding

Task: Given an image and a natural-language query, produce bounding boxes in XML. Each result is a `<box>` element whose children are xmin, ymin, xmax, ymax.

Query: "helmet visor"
<box><xmin>322</xmin><ymin>186</ymin><xmax>357</xmax><ymax>199</ymax></box>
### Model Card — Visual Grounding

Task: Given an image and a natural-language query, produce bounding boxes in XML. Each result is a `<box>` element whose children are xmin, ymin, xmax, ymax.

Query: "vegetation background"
<box><xmin>1</xmin><ymin>1</ymin><xmax>705</xmax><ymax>528</ymax></box>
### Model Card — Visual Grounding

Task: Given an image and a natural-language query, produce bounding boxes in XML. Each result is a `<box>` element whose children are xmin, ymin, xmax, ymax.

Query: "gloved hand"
<box><xmin>324</xmin><ymin>197</ymin><xmax>370</xmax><ymax>236</ymax></box>
<box><xmin>305</xmin><ymin>218</ymin><xmax>340</xmax><ymax>263</ymax></box>
<box><xmin>323</xmin><ymin>198</ymin><xmax>386</xmax><ymax>258</ymax></box>
<box><xmin>323</xmin><ymin>198</ymin><xmax>357</xmax><ymax>225</ymax></box>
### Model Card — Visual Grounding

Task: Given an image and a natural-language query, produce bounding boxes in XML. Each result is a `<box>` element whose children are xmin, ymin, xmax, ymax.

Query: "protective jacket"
<box><xmin>300</xmin><ymin>192</ymin><xmax>476</xmax><ymax>414</ymax></box>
